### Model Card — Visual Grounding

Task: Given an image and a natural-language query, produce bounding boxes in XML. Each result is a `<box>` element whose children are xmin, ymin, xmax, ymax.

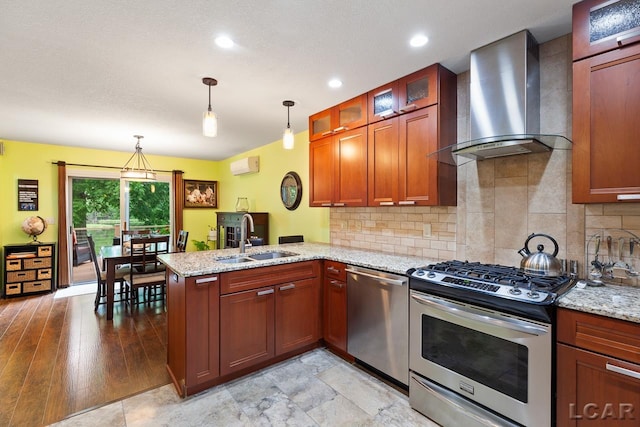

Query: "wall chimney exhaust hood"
<box><xmin>445</xmin><ymin>30</ymin><xmax>571</xmax><ymax>164</ymax></box>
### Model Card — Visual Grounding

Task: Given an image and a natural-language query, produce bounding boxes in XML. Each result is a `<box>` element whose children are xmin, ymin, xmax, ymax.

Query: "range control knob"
<box><xmin>415</xmin><ymin>270</ymin><xmax>425</xmax><ymax>276</ymax></box>
<box><xmin>427</xmin><ymin>271</ymin><xmax>436</xmax><ymax>278</ymax></box>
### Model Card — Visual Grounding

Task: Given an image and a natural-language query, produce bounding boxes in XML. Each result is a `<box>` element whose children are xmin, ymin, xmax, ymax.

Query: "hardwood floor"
<box><xmin>0</xmin><ymin>290</ymin><xmax>170</xmax><ymax>426</ymax></box>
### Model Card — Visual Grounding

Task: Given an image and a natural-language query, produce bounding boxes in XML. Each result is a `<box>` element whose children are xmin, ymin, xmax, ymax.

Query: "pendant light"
<box><xmin>282</xmin><ymin>100</ymin><xmax>295</xmax><ymax>150</ymax></box>
<box><xmin>202</xmin><ymin>77</ymin><xmax>218</xmax><ymax>137</ymax></box>
<box><xmin>121</xmin><ymin>135</ymin><xmax>156</xmax><ymax>181</ymax></box>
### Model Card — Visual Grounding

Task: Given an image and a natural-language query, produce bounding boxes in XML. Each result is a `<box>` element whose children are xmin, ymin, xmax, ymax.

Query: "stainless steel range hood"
<box><xmin>451</xmin><ymin>30</ymin><xmax>571</xmax><ymax>162</ymax></box>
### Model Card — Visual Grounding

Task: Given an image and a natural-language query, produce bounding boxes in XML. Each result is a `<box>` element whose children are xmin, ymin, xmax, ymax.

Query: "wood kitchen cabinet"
<box><xmin>219</xmin><ymin>285</ymin><xmax>275</xmax><ymax>376</ymax></box>
<box><xmin>367</xmin><ymin>65</ymin><xmax>457</xmax><ymax>206</ymax></box>
<box><xmin>572</xmin><ymin>0</ymin><xmax>640</xmax><ymax>203</ymax></box>
<box><xmin>275</xmin><ymin>277</ymin><xmax>320</xmax><ymax>355</ymax></box>
<box><xmin>166</xmin><ymin>271</ymin><xmax>219</xmax><ymax>397</ymax></box>
<box><xmin>572</xmin><ymin>0</ymin><xmax>640</xmax><ymax>62</ymax></box>
<box><xmin>309</xmin><ymin>127</ymin><xmax>368</xmax><ymax>207</ymax></box>
<box><xmin>556</xmin><ymin>308</ymin><xmax>640</xmax><ymax>426</ymax></box>
<box><xmin>309</xmin><ymin>94</ymin><xmax>367</xmax><ymax>142</ymax></box>
<box><xmin>368</xmin><ymin>64</ymin><xmax>439</xmax><ymax>124</ymax></box>
<box><xmin>322</xmin><ymin>261</ymin><xmax>347</xmax><ymax>353</ymax></box>
<box><xmin>219</xmin><ymin>261</ymin><xmax>321</xmax><ymax>376</ymax></box>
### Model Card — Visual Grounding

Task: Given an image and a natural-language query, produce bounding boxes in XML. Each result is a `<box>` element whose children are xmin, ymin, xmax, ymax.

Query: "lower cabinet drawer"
<box><xmin>23</xmin><ymin>280</ymin><xmax>52</xmax><ymax>293</ymax></box>
<box><xmin>7</xmin><ymin>270</ymin><xmax>36</xmax><ymax>283</ymax></box>
<box><xmin>5</xmin><ymin>283</ymin><xmax>22</xmax><ymax>295</ymax></box>
<box><xmin>6</xmin><ymin>259</ymin><xmax>22</xmax><ymax>271</ymax></box>
<box><xmin>37</xmin><ymin>268</ymin><xmax>52</xmax><ymax>280</ymax></box>
<box><xmin>24</xmin><ymin>257</ymin><xmax>52</xmax><ymax>269</ymax></box>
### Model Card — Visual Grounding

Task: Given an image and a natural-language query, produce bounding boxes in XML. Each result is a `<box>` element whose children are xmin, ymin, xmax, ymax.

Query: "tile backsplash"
<box><xmin>329</xmin><ymin>206</ymin><xmax>456</xmax><ymax>260</ymax></box>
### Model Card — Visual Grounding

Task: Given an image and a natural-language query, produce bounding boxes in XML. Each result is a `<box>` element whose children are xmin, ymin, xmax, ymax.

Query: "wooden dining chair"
<box><xmin>176</xmin><ymin>230</ymin><xmax>188</xmax><ymax>252</ymax></box>
<box><xmin>87</xmin><ymin>235</ymin><xmax>130</xmax><ymax>311</ymax></box>
<box><xmin>124</xmin><ymin>235</ymin><xmax>169</xmax><ymax>308</ymax></box>
<box><xmin>121</xmin><ymin>229</ymin><xmax>151</xmax><ymax>247</ymax></box>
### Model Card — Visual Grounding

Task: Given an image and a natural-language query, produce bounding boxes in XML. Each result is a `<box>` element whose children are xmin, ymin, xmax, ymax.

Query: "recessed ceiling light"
<box><xmin>410</xmin><ymin>34</ymin><xmax>429</xmax><ymax>47</ymax></box>
<box><xmin>328</xmin><ymin>79</ymin><xmax>342</xmax><ymax>88</ymax></box>
<box><xmin>215</xmin><ymin>36</ymin><xmax>234</xmax><ymax>49</ymax></box>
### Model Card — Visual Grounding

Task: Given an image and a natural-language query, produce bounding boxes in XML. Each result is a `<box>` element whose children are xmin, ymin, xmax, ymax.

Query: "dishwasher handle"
<box><xmin>345</xmin><ymin>267</ymin><xmax>407</xmax><ymax>286</ymax></box>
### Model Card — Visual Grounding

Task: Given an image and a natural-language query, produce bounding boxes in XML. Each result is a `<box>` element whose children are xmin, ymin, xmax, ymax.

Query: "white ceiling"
<box><xmin>0</xmin><ymin>0</ymin><xmax>578</xmax><ymax>161</ymax></box>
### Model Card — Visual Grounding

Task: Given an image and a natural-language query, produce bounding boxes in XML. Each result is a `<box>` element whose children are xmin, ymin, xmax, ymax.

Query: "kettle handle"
<box><xmin>524</xmin><ymin>233</ymin><xmax>559</xmax><ymax>257</ymax></box>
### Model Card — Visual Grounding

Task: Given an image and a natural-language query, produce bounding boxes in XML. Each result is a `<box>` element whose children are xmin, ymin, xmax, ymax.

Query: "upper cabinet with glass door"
<box><xmin>368</xmin><ymin>64</ymin><xmax>438</xmax><ymax>124</ymax></box>
<box><xmin>308</xmin><ymin>94</ymin><xmax>367</xmax><ymax>141</ymax></box>
<box><xmin>573</xmin><ymin>0</ymin><xmax>640</xmax><ymax>61</ymax></box>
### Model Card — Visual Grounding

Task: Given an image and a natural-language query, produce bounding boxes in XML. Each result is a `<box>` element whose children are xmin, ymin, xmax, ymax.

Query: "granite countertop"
<box><xmin>157</xmin><ymin>242</ymin><xmax>432</xmax><ymax>278</ymax></box>
<box><xmin>557</xmin><ymin>280</ymin><xmax>640</xmax><ymax>324</ymax></box>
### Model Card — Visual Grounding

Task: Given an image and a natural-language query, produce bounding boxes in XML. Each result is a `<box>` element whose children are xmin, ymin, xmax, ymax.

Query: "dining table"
<box><xmin>99</xmin><ymin>240</ymin><xmax>168</xmax><ymax>320</ymax></box>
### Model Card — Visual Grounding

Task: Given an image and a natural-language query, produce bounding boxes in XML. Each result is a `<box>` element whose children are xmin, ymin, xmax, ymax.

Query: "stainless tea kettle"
<box><xmin>517</xmin><ymin>233</ymin><xmax>562</xmax><ymax>277</ymax></box>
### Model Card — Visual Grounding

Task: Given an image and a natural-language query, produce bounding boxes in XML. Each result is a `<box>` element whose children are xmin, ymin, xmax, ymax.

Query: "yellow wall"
<box><xmin>216</xmin><ymin>130</ymin><xmax>329</xmax><ymax>245</ymax></box>
<box><xmin>0</xmin><ymin>132</ymin><xmax>329</xmax><ymax>254</ymax></box>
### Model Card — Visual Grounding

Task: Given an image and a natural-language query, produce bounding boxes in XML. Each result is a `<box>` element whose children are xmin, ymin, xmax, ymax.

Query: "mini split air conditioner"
<box><xmin>230</xmin><ymin>156</ymin><xmax>259</xmax><ymax>175</ymax></box>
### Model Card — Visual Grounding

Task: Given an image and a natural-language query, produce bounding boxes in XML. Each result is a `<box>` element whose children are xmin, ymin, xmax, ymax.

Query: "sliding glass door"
<box><xmin>68</xmin><ymin>171</ymin><xmax>171</xmax><ymax>284</ymax></box>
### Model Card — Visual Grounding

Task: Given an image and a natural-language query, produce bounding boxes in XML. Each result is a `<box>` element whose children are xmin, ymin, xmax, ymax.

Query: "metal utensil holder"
<box><xmin>585</xmin><ymin>229</ymin><xmax>640</xmax><ymax>286</ymax></box>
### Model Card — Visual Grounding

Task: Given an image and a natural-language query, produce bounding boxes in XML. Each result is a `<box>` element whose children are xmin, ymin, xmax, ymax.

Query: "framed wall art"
<box><xmin>18</xmin><ymin>179</ymin><xmax>39</xmax><ymax>211</ymax></box>
<box><xmin>184</xmin><ymin>180</ymin><xmax>218</xmax><ymax>208</ymax></box>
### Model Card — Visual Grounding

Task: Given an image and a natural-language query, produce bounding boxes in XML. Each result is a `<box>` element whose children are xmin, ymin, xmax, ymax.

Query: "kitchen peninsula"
<box><xmin>158</xmin><ymin>242</ymin><xmax>427</xmax><ymax>397</ymax></box>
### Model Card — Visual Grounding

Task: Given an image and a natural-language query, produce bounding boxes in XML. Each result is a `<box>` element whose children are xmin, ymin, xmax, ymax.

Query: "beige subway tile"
<box><xmin>585</xmin><ymin>215</ymin><xmax>622</xmax><ymax>229</ymax></box>
<box><xmin>604</xmin><ymin>203</ymin><xmax>640</xmax><ymax>216</ymax></box>
<box><xmin>401</xmin><ymin>237</ymin><xmax>416</xmax><ymax>247</ymax></box>
<box><xmin>437</xmin><ymin>232</ymin><xmax>456</xmax><ymax>242</ymax></box>
<box><xmin>584</xmin><ymin>204</ymin><xmax>604</xmax><ymax>216</ymax></box>
<box><xmin>622</xmin><ymin>216</ymin><xmax>640</xmax><ymax>230</ymax></box>
<box><xmin>437</xmin><ymin>250</ymin><xmax>456</xmax><ymax>260</ymax></box>
<box><xmin>495</xmin><ymin>248</ymin><xmax>521</xmax><ymax>268</ymax></box>
<box><xmin>438</xmin><ymin>213</ymin><xmax>457</xmax><ymax>223</ymax></box>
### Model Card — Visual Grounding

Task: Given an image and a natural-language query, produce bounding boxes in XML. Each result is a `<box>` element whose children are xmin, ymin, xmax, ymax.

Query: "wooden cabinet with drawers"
<box><xmin>323</xmin><ymin>261</ymin><xmax>348</xmax><ymax>354</ymax></box>
<box><xmin>219</xmin><ymin>261</ymin><xmax>321</xmax><ymax>376</ymax></box>
<box><xmin>3</xmin><ymin>243</ymin><xmax>56</xmax><ymax>297</ymax></box>
<box><xmin>556</xmin><ymin>308</ymin><xmax>640</xmax><ymax>426</ymax></box>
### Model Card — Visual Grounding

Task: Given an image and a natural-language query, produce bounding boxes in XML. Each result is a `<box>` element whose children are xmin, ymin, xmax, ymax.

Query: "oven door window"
<box><xmin>422</xmin><ymin>315</ymin><xmax>528</xmax><ymax>403</ymax></box>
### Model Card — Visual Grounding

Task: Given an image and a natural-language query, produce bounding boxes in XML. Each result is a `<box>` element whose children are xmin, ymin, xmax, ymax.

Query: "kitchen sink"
<box><xmin>215</xmin><ymin>256</ymin><xmax>254</xmax><ymax>264</ymax></box>
<box><xmin>247</xmin><ymin>251</ymin><xmax>298</xmax><ymax>261</ymax></box>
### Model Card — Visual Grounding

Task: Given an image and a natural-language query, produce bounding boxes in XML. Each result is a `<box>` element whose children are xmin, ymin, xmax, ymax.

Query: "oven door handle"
<box><xmin>410</xmin><ymin>293</ymin><xmax>548</xmax><ymax>336</ymax></box>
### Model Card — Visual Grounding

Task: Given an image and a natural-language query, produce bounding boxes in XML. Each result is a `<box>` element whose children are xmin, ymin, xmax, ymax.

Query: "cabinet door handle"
<box><xmin>257</xmin><ymin>289</ymin><xmax>274</xmax><ymax>296</ymax></box>
<box><xmin>617</xmin><ymin>194</ymin><xmax>640</xmax><ymax>201</ymax></box>
<box><xmin>332</xmin><ymin>126</ymin><xmax>348</xmax><ymax>133</ymax></box>
<box><xmin>321</xmin><ymin>131</ymin><xmax>333</xmax><ymax>137</ymax></box>
<box><xmin>329</xmin><ymin>280</ymin><xmax>344</xmax><ymax>288</ymax></box>
<box><xmin>606</xmin><ymin>362</ymin><xmax>640</xmax><ymax>380</ymax></box>
<box><xmin>399</xmin><ymin>103</ymin><xmax>417</xmax><ymax>112</ymax></box>
<box><xmin>379</xmin><ymin>201</ymin><xmax>395</xmax><ymax>206</ymax></box>
<box><xmin>376</xmin><ymin>109</ymin><xmax>396</xmax><ymax>118</ymax></box>
<box><xmin>327</xmin><ymin>266</ymin><xmax>340</xmax><ymax>274</ymax></box>
<box><xmin>195</xmin><ymin>276</ymin><xmax>218</xmax><ymax>285</ymax></box>
<box><xmin>279</xmin><ymin>284</ymin><xmax>296</xmax><ymax>291</ymax></box>
<box><xmin>333</xmin><ymin>203</ymin><xmax>345</xmax><ymax>207</ymax></box>
<box><xmin>398</xmin><ymin>200</ymin><xmax>416</xmax><ymax>205</ymax></box>
<box><xmin>617</xmin><ymin>29</ymin><xmax>640</xmax><ymax>46</ymax></box>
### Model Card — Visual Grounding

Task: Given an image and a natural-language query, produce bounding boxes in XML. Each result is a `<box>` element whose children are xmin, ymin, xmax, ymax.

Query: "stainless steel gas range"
<box><xmin>407</xmin><ymin>260</ymin><xmax>576</xmax><ymax>427</ymax></box>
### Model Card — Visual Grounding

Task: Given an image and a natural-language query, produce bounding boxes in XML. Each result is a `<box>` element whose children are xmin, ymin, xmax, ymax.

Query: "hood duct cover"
<box><xmin>445</xmin><ymin>30</ymin><xmax>571</xmax><ymax>163</ymax></box>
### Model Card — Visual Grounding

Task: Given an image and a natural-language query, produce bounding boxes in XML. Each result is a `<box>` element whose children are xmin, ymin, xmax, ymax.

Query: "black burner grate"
<box><xmin>424</xmin><ymin>260</ymin><xmax>569</xmax><ymax>291</ymax></box>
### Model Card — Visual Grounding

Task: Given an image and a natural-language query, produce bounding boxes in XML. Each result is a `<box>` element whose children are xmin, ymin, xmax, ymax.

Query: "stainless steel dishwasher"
<box><xmin>346</xmin><ymin>265</ymin><xmax>408</xmax><ymax>386</ymax></box>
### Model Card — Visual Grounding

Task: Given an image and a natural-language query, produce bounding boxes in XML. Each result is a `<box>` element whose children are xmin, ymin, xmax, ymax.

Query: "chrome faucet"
<box><xmin>239</xmin><ymin>213</ymin><xmax>254</xmax><ymax>254</ymax></box>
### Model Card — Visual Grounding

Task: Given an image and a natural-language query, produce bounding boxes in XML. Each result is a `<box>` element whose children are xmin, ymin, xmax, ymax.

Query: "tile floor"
<box><xmin>50</xmin><ymin>348</ymin><xmax>439</xmax><ymax>426</ymax></box>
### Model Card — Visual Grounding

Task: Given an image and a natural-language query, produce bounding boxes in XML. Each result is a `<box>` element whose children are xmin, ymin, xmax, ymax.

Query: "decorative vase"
<box><xmin>235</xmin><ymin>197</ymin><xmax>249</xmax><ymax>212</ymax></box>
